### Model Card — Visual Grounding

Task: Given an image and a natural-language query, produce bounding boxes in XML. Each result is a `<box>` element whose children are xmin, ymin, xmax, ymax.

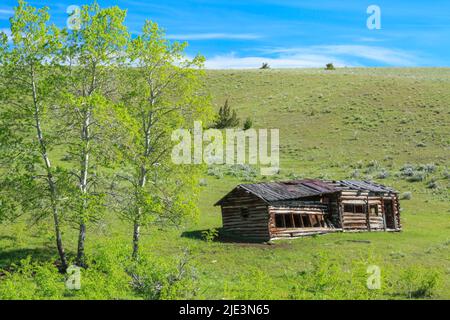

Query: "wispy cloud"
<box><xmin>166</xmin><ymin>33</ymin><xmax>262</xmax><ymax>41</ymax></box>
<box><xmin>205</xmin><ymin>52</ymin><xmax>349</xmax><ymax>69</ymax></box>
<box><xmin>205</xmin><ymin>45</ymin><xmax>420</xmax><ymax>69</ymax></box>
<box><xmin>357</xmin><ymin>37</ymin><xmax>385</xmax><ymax>43</ymax></box>
<box><xmin>0</xmin><ymin>9</ymin><xmax>13</xmax><ymax>14</ymax></box>
<box><xmin>266</xmin><ymin>45</ymin><xmax>419</xmax><ymax>66</ymax></box>
<box><xmin>0</xmin><ymin>8</ymin><xmax>14</xmax><ymax>19</ymax></box>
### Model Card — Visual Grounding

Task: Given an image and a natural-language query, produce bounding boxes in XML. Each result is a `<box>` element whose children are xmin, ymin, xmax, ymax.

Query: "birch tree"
<box><xmin>61</xmin><ymin>2</ymin><xmax>129</xmax><ymax>266</ymax></box>
<box><xmin>0</xmin><ymin>1</ymin><xmax>68</xmax><ymax>270</ymax></box>
<box><xmin>116</xmin><ymin>21</ymin><xmax>212</xmax><ymax>259</ymax></box>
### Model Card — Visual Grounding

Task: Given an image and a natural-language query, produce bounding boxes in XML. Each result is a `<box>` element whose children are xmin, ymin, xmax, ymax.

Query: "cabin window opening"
<box><xmin>275</xmin><ymin>214</ymin><xmax>285</xmax><ymax>228</ymax></box>
<box><xmin>315</xmin><ymin>215</ymin><xmax>324</xmax><ymax>227</ymax></box>
<box><xmin>370</xmin><ymin>204</ymin><xmax>378</xmax><ymax>216</ymax></box>
<box><xmin>240</xmin><ymin>207</ymin><xmax>250</xmax><ymax>219</ymax></box>
<box><xmin>293</xmin><ymin>215</ymin><xmax>303</xmax><ymax>228</ymax></box>
<box><xmin>275</xmin><ymin>213</ymin><xmax>325</xmax><ymax>228</ymax></box>
<box><xmin>284</xmin><ymin>214</ymin><xmax>294</xmax><ymax>228</ymax></box>
<box><xmin>302</xmin><ymin>215</ymin><xmax>312</xmax><ymax>227</ymax></box>
<box><xmin>344</xmin><ymin>203</ymin><xmax>365</xmax><ymax>214</ymax></box>
<box><xmin>344</xmin><ymin>204</ymin><xmax>353</xmax><ymax>213</ymax></box>
<box><xmin>311</xmin><ymin>215</ymin><xmax>324</xmax><ymax>228</ymax></box>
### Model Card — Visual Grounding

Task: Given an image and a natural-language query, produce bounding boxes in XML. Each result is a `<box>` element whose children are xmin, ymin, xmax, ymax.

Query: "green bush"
<box><xmin>377</xmin><ymin>170</ymin><xmax>390</xmax><ymax>179</ymax></box>
<box><xmin>0</xmin><ymin>243</ymin><xmax>198</xmax><ymax>300</ymax></box>
<box><xmin>394</xmin><ymin>266</ymin><xmax>441</xmax><ymax>298</ymax></box>
<box><xmin>223</xmin><ymin>268</ymin><xmax>277</xmax><ymax>299</ymax></box>
<box><xmin>443</xmin><ymin>170</ymin><xmax>450</xmax><ymax>179</ymax></box>
<box><xmin>202</xmin><ymin>228</ymin><xmax>219</xmax><ymax>243</ymax></box>
<box><xmin>243</xmin><ymin>117</ymin><xmax>253</xmax><ymax>130</ymax></box>
<box><xmin>426</xmin><ymin>179</ymin><xmax>439</xmax><ymax>189</ymax></box>
<box><xmin>0</xmin><ymin>257</ymin><xmax>65</xmax><ymax>300</ymax></box>
<box><xmin>407</xmin><ymin>172</ymin><xmax>425</xmax><ymax>182</ymax></box>
<box><xmin>129</xmin><ymin>249</ymin><xmax>199</xmax><ymax>300</ymax></box>
<box><xmin>288</xmin><ymin>253</ymin><xmax>382</xmax><ymax>300</ymax></box>
<box><xmin>400</xmin><ymin>192</ymin><xmax>412</xmax><ymax>200</ymax></box>
<box><xmin>325</xmin><ymin>63</ymin><xmax>335</xmax><ymax>70</ymax></box>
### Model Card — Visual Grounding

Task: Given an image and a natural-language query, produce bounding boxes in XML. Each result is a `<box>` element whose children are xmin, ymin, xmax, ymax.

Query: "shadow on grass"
<box><xmin>0</xmin><ymin>247</ymin><xmax>56</xmax><ymax>270</ymax></box>
<box><xmin>181</xmin><ymin>228</ymin><xmax>266</xmax><ymax>244</ymax></box>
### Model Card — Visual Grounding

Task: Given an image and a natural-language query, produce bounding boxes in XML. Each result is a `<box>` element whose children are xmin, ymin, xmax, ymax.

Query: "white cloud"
<box><xmin>312</xmin><ymin>45</ymin><xmax>416</xmax><ymax>66</ymax></box>
<box><xmin>205</xmin><ymin>52</ymin><xmax>349</xmax><ymax>69</ymax></box>
<box><xmin>0</xmin><ymin>9</ymin><xmax>13</xmax><ymax>14</ymax></box>
<box><xmin>205</xmin><ymin>45</ymin><xmax>419</xmax><ymax>69</ymax></box>
<box><xmin>0</xmin><ymin>8</ymin><xmax>14</xmax><ymax>19</ymax></box>
<box><xmin>357</xmin><ymin>37</ymin><xmax>385</xmax><ymax>43</ymax></box>
<box><xmin>166</xmin><ymin>33</ymin><xmax>262</xmax><ymax>41</ymax></box>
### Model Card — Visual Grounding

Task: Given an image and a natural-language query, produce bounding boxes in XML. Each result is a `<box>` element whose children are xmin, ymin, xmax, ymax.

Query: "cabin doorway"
<box><xmin>384</xmin><ymin>200</ymin><xmax>396</xmax><ymax>229</ymax></box>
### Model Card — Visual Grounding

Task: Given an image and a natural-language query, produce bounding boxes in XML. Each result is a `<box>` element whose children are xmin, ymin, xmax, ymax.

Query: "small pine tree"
<box><xmin>214</xmin><ymin>99</ymin><xmax>240</xmax><ymax>128</ymax></box>
<box><xmin>243</xmin><ymin>117</ymin><xmax>253</xmax><ymax>130</ymax></box>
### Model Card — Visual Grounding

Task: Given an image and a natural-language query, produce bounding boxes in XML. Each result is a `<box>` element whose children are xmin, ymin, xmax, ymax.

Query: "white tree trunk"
<box><xmin>31</xmin><ymin>65</ymin><xmax>68</xmax><ymax>271</ymax></box>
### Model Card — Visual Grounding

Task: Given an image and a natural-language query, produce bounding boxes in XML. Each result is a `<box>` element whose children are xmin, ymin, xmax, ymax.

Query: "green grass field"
<box><xmin>1</xmin><ymin>68</ymin><xmax>449</xmax><ymax>299</ymax></box>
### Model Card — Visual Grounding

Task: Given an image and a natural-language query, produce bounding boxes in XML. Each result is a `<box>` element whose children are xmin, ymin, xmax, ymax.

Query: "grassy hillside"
<box><xmin>1</xmin><ymin>68</ymin><xmax>449</xmax><ymax>299</ymax></box>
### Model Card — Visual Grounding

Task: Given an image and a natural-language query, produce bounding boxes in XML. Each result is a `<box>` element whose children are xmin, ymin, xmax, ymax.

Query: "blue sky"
<box><xmin>1</xmin><ymin>0</ymin><xmax>449</xmax><ymax>68</ymax></box>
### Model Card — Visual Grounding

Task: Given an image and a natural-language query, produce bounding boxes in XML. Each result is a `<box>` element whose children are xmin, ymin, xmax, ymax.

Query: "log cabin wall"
<box><xmin>321</xmin><ymin>193</ymin><xmax>341</xmax><ymax>228</ymax></box>
<box><xmin>338</xmin><ymin>190</ymin><xmax>401</xmax><ymax>231</ymax></box>
<box><xmin>219</xmin><ymin>187</ymin><xmax>271</xmax><ymax>241</ymax></box>
<box><xmin>383</xmin><ymin>194</ymin><xmax>402</xmax><ymax>230</ymax></box>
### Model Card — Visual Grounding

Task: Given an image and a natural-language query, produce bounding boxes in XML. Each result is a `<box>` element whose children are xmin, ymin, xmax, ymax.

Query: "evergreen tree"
<box><xmin>214</xmin><ymin>99</ymin><xmax>240</xmax><ymax>128</ymax></box>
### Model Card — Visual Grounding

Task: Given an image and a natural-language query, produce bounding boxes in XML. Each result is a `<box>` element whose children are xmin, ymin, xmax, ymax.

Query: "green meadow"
<box><xmin>1</xmin><ymin>68</ymin><xmax>449</xmax><ymax>299</ymax></box>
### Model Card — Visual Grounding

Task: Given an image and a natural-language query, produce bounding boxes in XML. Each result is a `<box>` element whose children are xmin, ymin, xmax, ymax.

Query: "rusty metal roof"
<box><xmin>239</xmin><ymin>179</ymin><xmax>338</xmax><ymax>202</ymax></box>
<box><xmin>336</xmin><ymin>180</ymin><xmax>397</xmax><ymax>193</ymax></box>
<box><xmin>215</xmin><ymin>179</ymin><xmax>339</xmax><ymax>206</ymax></box>
<box><xmin>215</xmin><ymin>179</ymin><xmax>397</xmax><ymax>206</ymax></box>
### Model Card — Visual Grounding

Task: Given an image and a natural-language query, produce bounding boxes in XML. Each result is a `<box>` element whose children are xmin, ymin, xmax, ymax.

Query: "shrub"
<box><xmin>427</xmin><ymin>179</ymin><xmax>439</xmax><ymax>189</ymax></box>
<box><xmin>0</xmin><ymin>243</ymin><xmax>199</xmax><ymax>300</ymax></box>
<box><xmin>325</xmin><ymin>63</ymin><xmax>335</xmax><ymax>70</ymax></box>
<box><xmin>443</xmin><ymin>170</ymin><xmax>450</xmax><ymax>179</ymax></box>
<box><xmin>226</xmin><ymin>164</ymin><xmax>258</xmax><ymax>180</ymax></box>
<box><xmin>367</xmin><ymin>160</ymin><xmax>380</xmax><ymax>169</ymax></box>
<box><xmin>353</xmin><ymin>160</ymin><xmax>364</xmax><ymax>169</ymax></box>
<box><xmin>350</xmin><ymin>169</ymin><xmax>361</xmax><ymax>179</ymax></box>
<box><xmin>207</xmin><ymin>164</ymin><xmax>258</xmax><ymax>181</ymax></box>
<box><xmin>243</xmin><ymin>117</ymin><xmax>253</xmax><ymax>130</ymax></box>
<box><xmin>407</xmin><ymin>172</ymin><xmax>425</xmax><ymax>182</ymax></box>
<box><xmin>395</xmin><ymin>266</ymin><xmax>441</xmax><ymax>299</ymax></box>
<box><xmin>0</xmin><ymin>257</ymin><xmax>65</xmax><ymax>300</ymax></box>
<box><xmin>207</xmin><ymin>166</ymin><xmax>224</xmax><ymax>179</ymax></box>
<box><xmin>129</xmin><ymin>249</ymin><xmax>199</xmax><ymax>300</ymax></box>
<box><xmin>288</xmin><ymin>253</ymin><xmax>382</xmax><ymax>300</ymax></box>
<box><xmin>416</xmin><ymin>142</ymin><xmax>427</xmax><ymax>148</ymax></box>
<box><xmin>400</xmin><ymin>164</ymin><xmax>415</xmax><ymax>177</ymax></box>
<box><xmin>223</xmin><ymin>268</ymin><xmax>276</xmax><ymax>299</ymax></box>
<box><xmin>400</xmin><ymin>192</ymin><xmax>412</xmax><ymax>200</ymax></box>
<box><xmin>399</xmin><ymin>163</ymin><xmax>438</xmax><ymax>183</ymax></box>
<box><xmin>419</xmin><ymin>163</ymin><xmax>437</xmax><ymax>173</ymax></box>
<box><xmin>202</xmin><ymin>228</ymin><xmax>219</xmax><ymax>243</ymax></box>
<box><xmin>377</xmin><ymin>170</ymin><xmax>390</xmax><ymax>179</ymax></box>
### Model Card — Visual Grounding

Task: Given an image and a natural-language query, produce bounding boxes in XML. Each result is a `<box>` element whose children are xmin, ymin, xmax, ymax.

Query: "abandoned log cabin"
<box><xmin>215</xmin><ymin>179</ymin><xmax>401</xmax><ymax>241</ymax></box>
